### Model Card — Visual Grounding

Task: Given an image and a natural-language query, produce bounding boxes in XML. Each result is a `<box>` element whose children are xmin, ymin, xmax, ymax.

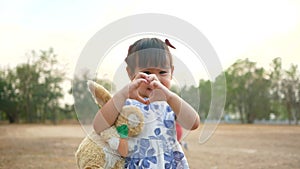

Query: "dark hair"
<box><xmin>125</xmin><ymin>38</ymin><xmax>174</xmax><ymax>72</ymax></box>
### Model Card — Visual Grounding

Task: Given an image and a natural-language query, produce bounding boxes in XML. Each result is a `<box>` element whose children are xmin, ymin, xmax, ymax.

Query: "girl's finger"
<box><xmin>133</xmin><ymin>72</ymin><xmax>148</xmax><ymax>80</ymax></box>
<box><xmin>136</xmin><ymin>95</ymin><xmax>149</xmax><ymax>105</ymax></box>
<box><xmin>149</xmin><ymin>80</ymin><xmax>161</xmax><ymax>89</ymax></box>
<box><xmin>146</xmin><ymin>74</ymin><xmax>159</xmax><ymax>82</ymax></box>
<box><xmin>131</xmin><ymin>78</ymin><xmax>147</xmax><ymax>90</ymax></box>
<box><xmin>149</xmin><ymin>81</ymin><xmax>172</xmax><ymax>101</ymax></box>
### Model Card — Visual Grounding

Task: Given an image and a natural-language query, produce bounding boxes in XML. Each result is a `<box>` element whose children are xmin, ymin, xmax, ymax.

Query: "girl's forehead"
<box><xmin>126</xmin><ymin>47</ymin><xmax>173</xmax><ymax>72</ymax></box>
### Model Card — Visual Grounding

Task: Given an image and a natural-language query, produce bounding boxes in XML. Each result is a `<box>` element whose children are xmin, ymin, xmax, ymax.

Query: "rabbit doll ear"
<box><xmin>87</xmin><ymin>80</ymin><xmax>112</xmax><ymax>107</ymax></box>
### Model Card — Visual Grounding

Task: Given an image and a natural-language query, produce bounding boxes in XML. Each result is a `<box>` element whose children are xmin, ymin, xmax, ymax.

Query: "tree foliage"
<box><xmin>0</xmin><ymin>48</ymin><xmax>73</xmax><ymax>123</ymax></box>
<box><xmin>224</xmin><ymin>59</ymin><xmax>271</xmax><ymax>123</ymax></box>
<box><xmin>1</xmin><ymin>49</ymin><xmax>299</xmax><ymax>125</ymax></box>
<box><xmin>210</xmin><ymin>58</ymin><xmax>299</xmax><ymax>124</ymax></box>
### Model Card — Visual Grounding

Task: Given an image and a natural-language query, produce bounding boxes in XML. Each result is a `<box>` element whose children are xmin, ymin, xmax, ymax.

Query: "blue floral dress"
<box><xmin>124</xmin><ymin>99</ymin><xmax>189</xmax><ymax>169</ymax></box>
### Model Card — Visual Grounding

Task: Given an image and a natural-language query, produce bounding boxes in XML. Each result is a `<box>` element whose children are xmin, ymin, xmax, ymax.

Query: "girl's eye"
<box><xmin>160</xmin><ymin>71</ymin><xmax>168</xmax><ymax>75</ymax></box>
<box><xmin>143</xmin><ymin>71</ymin><xmax>151</xmax><ymax>75</ymax></box>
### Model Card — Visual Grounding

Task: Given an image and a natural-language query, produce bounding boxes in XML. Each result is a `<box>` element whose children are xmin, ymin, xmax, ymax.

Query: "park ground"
<box><xmin>0</xmin><ymin>123</ymin><xmax>299</xmax><ymax>169</ymax></box>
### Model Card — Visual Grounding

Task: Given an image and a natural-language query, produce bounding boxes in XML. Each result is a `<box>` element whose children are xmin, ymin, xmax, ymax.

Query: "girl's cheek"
<box><xmin>160</xmin><ymin>76</ymin><xmax>170</xmax><ymax>84</ymax></box>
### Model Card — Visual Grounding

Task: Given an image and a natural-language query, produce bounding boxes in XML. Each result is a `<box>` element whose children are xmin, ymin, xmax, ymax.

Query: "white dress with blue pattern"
<box><xmin>124</xmin><ymin>99</ymin><xmax>189</xmax><ymax>169</ymax></box>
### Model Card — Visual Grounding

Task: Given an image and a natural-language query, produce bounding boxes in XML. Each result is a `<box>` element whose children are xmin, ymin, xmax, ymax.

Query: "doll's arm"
<box><xmin>106</xmin><ymin>137</ymin><xmax>128</xmax><ymax>157</ymax></box>
<box><xmin>118</xmin><ymin>138</ymin><xmax>128</xmax><ymax>157</ymax></box>
<box><xmin>116</xmin><ymin>124</ymin><xmax>129</xmax><ymax>157</ymax></box>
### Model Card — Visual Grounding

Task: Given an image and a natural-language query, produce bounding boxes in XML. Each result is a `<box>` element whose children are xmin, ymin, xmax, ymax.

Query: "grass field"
<box><xmin>0</xmin><ymin>123</ymin><xmax>299</xmax><ymax>169</ymax></box>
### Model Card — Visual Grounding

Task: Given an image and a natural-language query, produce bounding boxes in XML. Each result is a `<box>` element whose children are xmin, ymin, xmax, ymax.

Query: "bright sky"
<box><xmin>1</xmin><ymin>0</ymin><xmax>300</xmax><ymax>81</ymax></box>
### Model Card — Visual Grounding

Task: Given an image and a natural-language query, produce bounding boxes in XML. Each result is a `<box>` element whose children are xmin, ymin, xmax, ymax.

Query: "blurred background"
<box><xmin>0</xmin><ymin>0</ymin><xmax>299</xmax><ymax>125</ymax></box>
<box><xmin>0</xmin><ymin>1</ymin><xmax>300</xmax><ymax>168</ymax></box>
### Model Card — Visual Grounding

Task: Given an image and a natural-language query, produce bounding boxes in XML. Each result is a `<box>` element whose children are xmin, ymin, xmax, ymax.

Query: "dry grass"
<box><xmin>0</xmin><ymin>124</ymin><xmax>299</xmax><ymax>169</ymax></box>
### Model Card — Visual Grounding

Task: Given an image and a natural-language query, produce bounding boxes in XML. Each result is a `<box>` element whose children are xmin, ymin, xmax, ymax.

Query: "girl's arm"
<box><xmin>149</xmin><ymin>82</ymin><xmax>200</xmax><ymax>131</ymax></box>
<box><xmin>93</xmin><ymin>88</ymin><xmax>127</xmax><ymax>133</ymax></box>
<box><xmin>93</xmin><ymin>76</ymin><xmax>148</xmax><ymax>134</ymax></box>
<box><xmin>167</xmin><ymin>92</ymin><xmax>200</xmax><ymax>130</ymax></box>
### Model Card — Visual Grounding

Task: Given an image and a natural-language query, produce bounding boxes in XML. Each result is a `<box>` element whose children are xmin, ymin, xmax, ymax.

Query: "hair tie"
<box><xmin>165</xmin><ymin>39</ymin><xmax>176</xmax><ymax>49</ymax></box>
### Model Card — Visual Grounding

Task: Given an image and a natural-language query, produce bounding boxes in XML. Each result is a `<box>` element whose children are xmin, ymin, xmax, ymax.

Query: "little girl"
<box><xmin>93</xmin><ymin>37</ymin><xmax>200</xmax><ymax>168</ymax></box>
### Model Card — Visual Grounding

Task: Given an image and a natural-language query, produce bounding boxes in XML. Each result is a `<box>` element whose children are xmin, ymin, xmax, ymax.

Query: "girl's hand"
<box><xmin>128</xmin><ymin>72</ymin><xmax>149</xmax><ymax>104</ymax></box>
<box><xmin>146</xmin><ymin>74</ymin><xmax>173</xmax><ymax>103</ymax></box>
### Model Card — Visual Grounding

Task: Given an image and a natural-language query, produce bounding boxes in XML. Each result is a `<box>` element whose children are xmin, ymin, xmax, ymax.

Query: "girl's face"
<box><xmin>126</xmin><ymin>48</ymin><xmax>174</xmax><ymax>98</ymax></box>
<box><xmin>131</xmin><ymin>66</ymin><xmax>174</xmax><ymax>98</ymax></box>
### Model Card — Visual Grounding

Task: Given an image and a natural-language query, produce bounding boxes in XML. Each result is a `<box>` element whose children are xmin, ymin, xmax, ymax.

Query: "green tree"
<box><xmin>269</xmin><ymin>58</ymin><xmax>286</xmax><ymax>120</ymax></box>
<box><xmin>0</xmin><ymin>68</ymin><xmax>19</xmax><ymax>123</ymax></box>
<box><xmin>34</xmin><ymin>48</ymin><xmax>65</xmax><ymax>123</ymax></box>
<box><xmin>0</xmin><ymin>48</ymin><xmax>68</xmax><ymax>123</ymax></box>
<box><xmin>198</xmin><ymin>79</ymin><xmax>211</xmax><ymax>119</ymax></box>
<box><xmin>180</xmin><ymin>85</ymin><xmax>200</xmax><ymax>115</ymax></box>
<box><xmin>16</xmin><ymin>59</ymin><xmax>40</xmax><ymax>122</ymax></box>
<box><xmin>281</xmin><ymin>64</ymin><xmax>300</xmax><ymax>124</ymax></box>
<box><xmin>17</xmin><ymin>49</ymin><xmax>65</xmax><ymax>123</ymax></box>
<box><xmin>251</xmin><ymin>68</ymin><xmax>271</xmax><ymax>120</ymax></box>
<box><xmin>225</xmin><ymin>59</ymin><xmax>271</xmax><ymax>123</ymax></box>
